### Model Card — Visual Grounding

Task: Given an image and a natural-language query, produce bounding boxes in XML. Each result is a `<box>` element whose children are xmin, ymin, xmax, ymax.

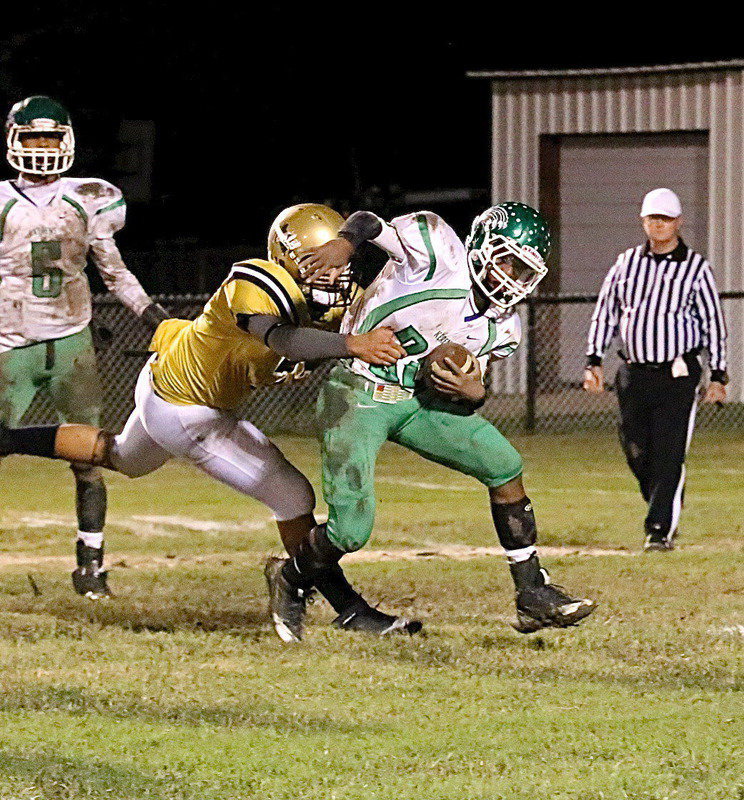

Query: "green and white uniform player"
<box><xmin>268</xmin><ymin>202</ymin><xmax>596</xmax><ymax>639</ymax></box>
<box><xmin>0</xmin><ymin>96</ymin><xmax>167</xmax><ymax>598</ymax></box>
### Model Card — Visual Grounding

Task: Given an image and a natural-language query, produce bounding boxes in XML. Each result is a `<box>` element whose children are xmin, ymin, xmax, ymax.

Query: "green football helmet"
<box><xmin>5</xmin><ymin>96</ymin><xmax>75</xmax><ymax>175</ymax></box>
<box><xmin>466</xmin><ymin>202</ymin><xmax>550</xmax><ymax>313</ymax></box>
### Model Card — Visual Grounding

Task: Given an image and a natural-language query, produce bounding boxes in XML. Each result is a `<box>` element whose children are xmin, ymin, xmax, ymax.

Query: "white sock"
<box><xmin>504</xmin><ymin>545</ymin><xmax>537</xmax><ymax>564</ymax></box>
<box><xmin>77</xmin><ymin>530</ymin><xmax>104</xmax><ymax>550</ymax></box>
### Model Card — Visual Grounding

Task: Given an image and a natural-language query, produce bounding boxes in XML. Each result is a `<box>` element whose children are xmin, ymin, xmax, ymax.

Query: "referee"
<box><xmin>583</xmin><ymin>188</ymin><xmax>728</xmax><ymax>551</ymax></box>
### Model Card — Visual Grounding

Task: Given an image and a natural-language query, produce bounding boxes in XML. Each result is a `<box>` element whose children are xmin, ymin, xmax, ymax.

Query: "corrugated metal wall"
<box><xmin>488</xmin><ymin>69</ymin><xmax>744</xmax><ymax>401</ymax></box>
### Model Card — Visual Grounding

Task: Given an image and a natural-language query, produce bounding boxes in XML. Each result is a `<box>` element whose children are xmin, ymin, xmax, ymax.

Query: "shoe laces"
<box><xmin>298</xmin><ymin>586</ymin><xmax>317</xmax><ymax>605</ymax></box>
<box><xmin>536</xmin><ymin>582</ymin><xmax>573</xmax><ymax>604</ymax></box>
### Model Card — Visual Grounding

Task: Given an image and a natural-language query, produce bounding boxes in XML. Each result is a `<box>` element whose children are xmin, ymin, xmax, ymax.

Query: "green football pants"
<box><xmin>0</xmin><ymin>327</ymin><xmax>102</xmax><ymax>427</ymax></box>
<box><xmin>319</xmin><ymin>366</ymin><xmax>523</xmax><ymax>552</ymax></box>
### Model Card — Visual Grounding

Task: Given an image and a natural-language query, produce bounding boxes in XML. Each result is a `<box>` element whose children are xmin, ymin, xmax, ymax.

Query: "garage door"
<box><xmin>557</xmin><ymin>131</ymin><xmax>709</xmax><ymax>381</ymax></box>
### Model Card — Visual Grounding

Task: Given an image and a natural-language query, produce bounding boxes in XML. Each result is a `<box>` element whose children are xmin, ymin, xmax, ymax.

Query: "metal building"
<box><xmin>469</xmin><ymin>61</ymin><xmax>744</xmax><ymax>403</ymax></box>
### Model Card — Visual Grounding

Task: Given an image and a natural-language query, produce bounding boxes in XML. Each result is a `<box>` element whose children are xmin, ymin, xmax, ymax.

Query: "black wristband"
<box><xmin>338</xmin><ymin>211</ymin><xmax>383</xmax><ymax>250</ymax></box>
<box><xmin>586</xmin><ymin>354</ymin><xmax>603</xmax><ymax>368</ymax></box>
<box><xmin>141</xmin><ymin>302</ymin><xmax>169</xmax><ymax>332</ymax></box>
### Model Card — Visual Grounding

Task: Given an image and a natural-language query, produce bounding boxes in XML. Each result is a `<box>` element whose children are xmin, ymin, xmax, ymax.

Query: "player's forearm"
<box><xmin>337</xmin><ymin>211</ymin><xmax>383</xmax><ymax>251</ymax></box>
<box><xmin>338</xmin><ymin>211</ymin><xmax>406</xmax><ymax>264</ymax></box>
<box><xmin>244</xmin><ymin>315</ymin><xmax>350</xmax><ymax>360</ymax></box>
<box><xmin>89</xmin><ymin>238</ymin><xmax>151</xmax><ymax>315</ymax></box>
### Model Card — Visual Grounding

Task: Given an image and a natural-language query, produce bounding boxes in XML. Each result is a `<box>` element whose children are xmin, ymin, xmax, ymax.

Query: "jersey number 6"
<box><xmin>31</xmin><ymin>240</ymin><xmax>63</xmax><ymax>298</ymax></box>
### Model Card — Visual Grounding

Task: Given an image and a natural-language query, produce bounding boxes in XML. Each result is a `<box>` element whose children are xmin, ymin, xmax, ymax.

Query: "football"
<box><xmin>419</xmin><ymin>342</ymin><xmax>478</xmax><ymax>392</ymax></box>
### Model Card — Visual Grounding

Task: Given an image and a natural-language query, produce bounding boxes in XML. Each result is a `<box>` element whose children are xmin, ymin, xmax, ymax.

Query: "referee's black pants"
<box><xmin>615</xmin><ymin>355</ymin><xmax>701</xmax><ymax>537</ymax></box>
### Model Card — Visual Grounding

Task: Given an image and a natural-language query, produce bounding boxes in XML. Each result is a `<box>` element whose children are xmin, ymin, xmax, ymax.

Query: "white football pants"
<box><xmin>109</xmin><ymin>360</ymin><xmax>315</xmax><ymax>521</ymax></box>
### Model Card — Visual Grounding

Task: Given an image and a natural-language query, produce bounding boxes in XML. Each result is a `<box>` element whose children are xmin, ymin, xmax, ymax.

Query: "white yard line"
<box><xmin>710</xmin><ymin>624</ymin><xmax>744</xmax><ymax>637</ymax></box>
<box><xmin>375</xmin><ymin>478</ymin><xmax>637</xmax><ymax>496</ymax></box>
<box><xmin>130</xmin><ymin>515</ymin><xmax>268</xmax><ymax>533</ymax></box>
<box><xmin>3</xmin><ymin>541</ymin><xmax>740</xmax><ymax>570</ymax></box>
<box><xmin>375</xmin><ymin>477</ymin><xmax>479</xmax><ymax>492</ymax></box>
<box><xmin>0</xmin><ymin>513</ymin><xmax>271</xmax><ymax>540</ymax></box>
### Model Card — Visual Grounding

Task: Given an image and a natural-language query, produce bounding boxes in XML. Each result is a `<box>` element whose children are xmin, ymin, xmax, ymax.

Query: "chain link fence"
<box><xmin>22</xmin><ymin>292</ymin><xmax>744</xmax><ymax>435</ymax></box>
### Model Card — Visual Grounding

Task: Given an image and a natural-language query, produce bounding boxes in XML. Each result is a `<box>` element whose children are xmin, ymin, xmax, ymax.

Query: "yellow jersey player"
<box><xmin>1</xmin><ymin>204</ymin><xmax>406</xmax><ymax>634</ymax></box>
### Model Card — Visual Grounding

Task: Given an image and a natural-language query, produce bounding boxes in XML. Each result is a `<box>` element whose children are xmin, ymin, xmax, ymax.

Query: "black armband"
<box><xmin>338</xmin><ymin>211</ymin><xmax>383</xmax><ymax>251</ymax></box>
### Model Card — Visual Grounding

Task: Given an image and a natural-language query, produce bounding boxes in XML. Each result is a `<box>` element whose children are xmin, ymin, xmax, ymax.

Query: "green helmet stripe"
<box><xmin>8</xmin><ymin>96</ymin><xmax>71</xmax><ymax>127</ymax></box>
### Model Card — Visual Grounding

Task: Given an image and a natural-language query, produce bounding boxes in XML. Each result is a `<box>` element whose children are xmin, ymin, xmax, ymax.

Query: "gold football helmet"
<box><xmin>268</xmin><ymin>203</ymin><xmax>353</xmax><ymax>315</ymax></box>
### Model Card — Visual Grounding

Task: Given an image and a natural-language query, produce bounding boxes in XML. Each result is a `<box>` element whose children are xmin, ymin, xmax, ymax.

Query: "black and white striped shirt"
<box><xmin>586</xmin><ymin>240</ymin><xmax>727</xmax><ymax>376</ymax></box>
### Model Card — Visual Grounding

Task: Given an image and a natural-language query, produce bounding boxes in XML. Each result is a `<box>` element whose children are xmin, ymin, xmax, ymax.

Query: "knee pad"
<box><xmin>490</xmin><ymin>496</ymin><xmax>537</xmax><ymax>551</ymax></box>
<box><xmin>56</xmin><ymin>425</ymin><xmax>115</xmax><ymax>468</ymax></box>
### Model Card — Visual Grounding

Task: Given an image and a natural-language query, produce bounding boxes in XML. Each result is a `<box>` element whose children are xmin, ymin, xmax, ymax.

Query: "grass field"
<box><xmin>0</xmin><ymin>431</ymin><xmax>742</xmax><ymax>800</ymax></box>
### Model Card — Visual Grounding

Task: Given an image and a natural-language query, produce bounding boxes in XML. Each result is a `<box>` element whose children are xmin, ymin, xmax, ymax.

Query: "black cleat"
<box><xmin>72</xmin><ymin>542</ymin><xmax>111</xmax><ymax>599</ymax></box>
<box><xmin>644</xmin><ymin>526</ymin><xmax>676</xmax><ymax>552</ymax></box>
<box><xmin>513</xmin><ymin>580</ymin><xmax>596</xmax><ymax>633</ymax></box>
<box><xmin>332</xmin><ymin>601</ymin><xmax>423</xmax><ymax>636</ymax></box>
<box><xmin>71</xmin><ymin>565</ymin><xmax>111</xmax><ymax>599</ymax></box>
<box><xmin>264</xmin><ymin>556</ymin><xmax>311</xmax><ymax>643</ymax></box>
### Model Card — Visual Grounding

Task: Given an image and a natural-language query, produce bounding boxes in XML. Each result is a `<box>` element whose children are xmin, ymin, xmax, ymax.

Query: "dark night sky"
<box><xmin>1</xmin><ymin>6</ymin><xmax>740</xmax><ymax>289</ymax></box>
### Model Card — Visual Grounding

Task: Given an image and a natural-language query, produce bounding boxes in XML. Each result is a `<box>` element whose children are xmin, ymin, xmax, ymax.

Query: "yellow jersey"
<box><xmin>149</xmin><ymin>258</ymin><xmax>310</xmax><ymax>410</ymax></box>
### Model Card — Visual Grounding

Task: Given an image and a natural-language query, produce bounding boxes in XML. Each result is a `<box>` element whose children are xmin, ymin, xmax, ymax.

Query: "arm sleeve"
<box><xmin>338</xmin><ymin>211</ymin><xmax>384</xmax><ymax>250</ymax></box>
<box><xmin>241</xmin><ymin>314</ymin><xmax>350</xmax><ymax>360</ymax></box>
<box><xmin>337</xmin><ymin>210</ymin><xmax>408</xmax><ymax>264</ymax></box>
<box><xmin>694</xmin><ymin>261</ymin><xmax>727</xmax><ymax>373</ymax></box>
<box><xmin>89</xmin><ymin>237</ymin><xmax>152</xmax><ymax>316</ymax></box>
<box><xmin>87</xmin><ymin>188</ymin><xmax>152</xmax><ymax>315</ymax></box>
<box><xmin>586</xmin><ymin>257</ymin><xmax>623</xmax><ymax>364</ymax></box>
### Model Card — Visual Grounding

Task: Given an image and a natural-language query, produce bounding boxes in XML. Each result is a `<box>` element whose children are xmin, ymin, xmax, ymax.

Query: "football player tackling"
<box><xmin>0</xmin><ymin>96</ymin><xmax>168</xmax><ymax>599</ymax></box>
<box><xmin>1</xmin><ymin>204</ymin><xmax>406</xmax><ymax>634</ymax></box>
<box><xmin>265</xmin><ymin>203</ymin><xmax>597</xmax><ymax>640</ymax></box>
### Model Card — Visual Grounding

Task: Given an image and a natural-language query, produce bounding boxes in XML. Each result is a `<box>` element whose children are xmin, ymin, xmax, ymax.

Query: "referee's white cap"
<box><xmin>640</xmin><ymin>188</ymin><xmax>682</xmax><ymax>218</ymax></box>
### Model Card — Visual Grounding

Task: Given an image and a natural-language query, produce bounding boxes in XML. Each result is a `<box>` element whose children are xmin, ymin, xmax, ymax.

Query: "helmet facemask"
<box><xmin>7</xmin><ymin>122</ymin><xmax>75</xmax><ymax>176</ymax></box>
<box><xmin>300</xmin><ymin>268</ymin><xmax>355</xmax><ymax>318</ymax></box>
<box><xmin>466</xmin><ymin>203</ymin><xmax>551</xmax><ymax>314</ymax></box>
<box><xmin>468</xmin><ymin>235</ymin><xmax>547</xmax><ymax>313</ymax></box>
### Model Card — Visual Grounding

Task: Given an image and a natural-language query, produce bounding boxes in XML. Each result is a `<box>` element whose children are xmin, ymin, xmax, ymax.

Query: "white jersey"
<box><xmin>341</xmin><ymin>211</ymin><xmax>520</xmax><ymax>386</ymax></box>
<box><xmin>0</xmin><ymin>176</ymin><xmax>151</xmax><ymax>352</ymax></box>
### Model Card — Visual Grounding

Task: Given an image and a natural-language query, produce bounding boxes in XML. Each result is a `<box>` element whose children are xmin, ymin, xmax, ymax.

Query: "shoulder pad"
<box><xmin>227</xmin><ymin>259</ymin><xmax>304</xmax><ymax>324</ymax></box>
<box><xmin>0</xmin><ymin>181</ymin><xmax>15</xmax><ymax>201</ymax></box>
<box><xmin>62</xmin><ymin>178</ymin><xmax>123</xmax><ymax>214</ymax></box>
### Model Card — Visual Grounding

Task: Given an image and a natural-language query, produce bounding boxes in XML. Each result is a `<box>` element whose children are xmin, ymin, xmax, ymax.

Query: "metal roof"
<box><xmin>467</xmin><ymin>59</ymin><xmax>744</xmax><ymax>80</ymax></box>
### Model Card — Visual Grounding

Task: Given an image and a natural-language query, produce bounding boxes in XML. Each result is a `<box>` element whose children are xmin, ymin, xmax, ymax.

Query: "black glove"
<box><xmin>91</xmin><ymin>323</ymin><xmax>114</xmax><ymax>351</ymax></box>
<box><xmin>140</xmin><ymin>302</ymin><xmax>169</xmax><ymax>331</ymax></box>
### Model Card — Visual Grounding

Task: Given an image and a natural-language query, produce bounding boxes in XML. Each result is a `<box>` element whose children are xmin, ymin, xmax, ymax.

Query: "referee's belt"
<box><xmin>336</xmin><ymin>368</ymin><xmax>415</xmax><ymax>403</ymax></box>
<box><xmin>620</xmin><ymin>349</ymin><xmax>700</xmax><ymax>370</ymax></box>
